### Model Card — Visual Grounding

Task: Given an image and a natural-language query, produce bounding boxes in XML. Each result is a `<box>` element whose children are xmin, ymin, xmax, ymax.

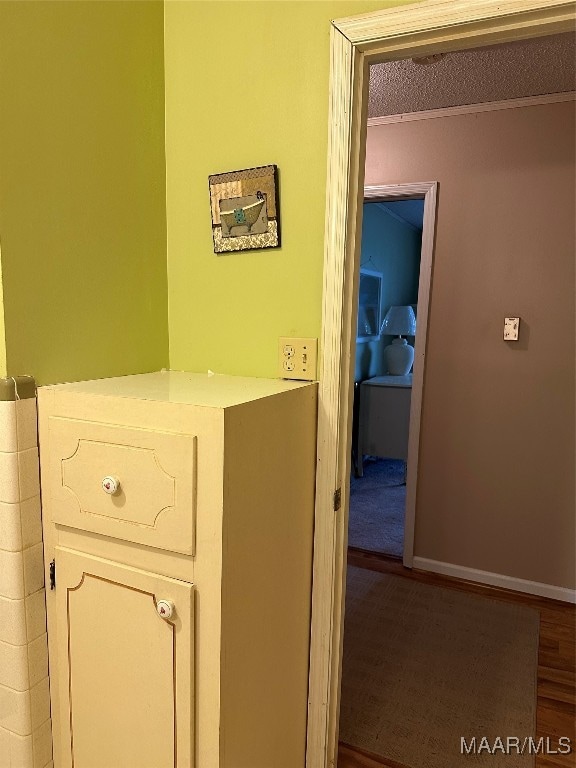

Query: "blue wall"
<box><xmin>355</xmin><ymin>202</ymin><xmax>422</xmax><ymax>381</ymax></box>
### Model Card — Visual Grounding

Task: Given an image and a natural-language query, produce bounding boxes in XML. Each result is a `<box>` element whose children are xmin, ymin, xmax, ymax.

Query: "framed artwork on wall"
<box><xmin>208</xmin><ymin>165</ymin><xmax>280</xmax><ymax>253</ymax></box>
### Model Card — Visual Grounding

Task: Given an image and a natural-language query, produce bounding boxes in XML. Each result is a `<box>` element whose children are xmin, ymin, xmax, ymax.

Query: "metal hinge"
<box><xmin>333</xmin><ymin>488</ymin><xmax>342</xmax><ymax>512</ymax></box>
<box><xmin>49</xmin><ymin>559</ymin><xmax>56</xmax><ymax>590</ymax></box>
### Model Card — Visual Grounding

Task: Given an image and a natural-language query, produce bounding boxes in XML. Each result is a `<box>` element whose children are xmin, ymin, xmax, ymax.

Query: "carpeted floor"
<box><xmin>348</xmin><ymin>458</ymin><xmax>405</xmax><ymax>557</ymax></box>
<box><xmin>340</xmin><ymin>566</ymin><xmax>540</xmax><ymax>767</ymax></box>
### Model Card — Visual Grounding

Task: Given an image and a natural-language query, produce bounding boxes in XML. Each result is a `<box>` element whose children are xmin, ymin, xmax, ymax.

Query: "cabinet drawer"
<box><xmin>47</xmin><ymin>417</ymin><xmax>196</xmax><ymax>555</ymax></box>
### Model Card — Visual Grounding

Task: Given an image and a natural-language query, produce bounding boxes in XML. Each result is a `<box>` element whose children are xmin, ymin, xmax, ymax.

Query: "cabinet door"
<box><xmin>54</xmin><ymin>547</ymin><xmax>194</xmax><ymax>768</ymax></box>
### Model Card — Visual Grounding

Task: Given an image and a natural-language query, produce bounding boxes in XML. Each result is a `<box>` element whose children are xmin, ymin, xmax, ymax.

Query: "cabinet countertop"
<box><xmin>40</xmin><ymin>370</ymin><xmax>316</xmax><ymax>408</ymax></box>
<box><xmin>362</xmin><ymin>374</ymin><xmax>413</xmax><ymax>388</ymax></box>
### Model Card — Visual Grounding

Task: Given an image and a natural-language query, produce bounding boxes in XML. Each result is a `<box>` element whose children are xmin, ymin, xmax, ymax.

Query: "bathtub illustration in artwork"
<box><xmin>219</xmin><ymin>193</ymin><xmax>268</xmax><ymax>236</ymax></box>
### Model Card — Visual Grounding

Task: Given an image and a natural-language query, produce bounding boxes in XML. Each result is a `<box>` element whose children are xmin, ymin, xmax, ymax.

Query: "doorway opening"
<box><xmin>346</xmin><ymin>181</ymin><xmax>437</xmax><ymax>570</ymax></box>
<box><xmin>349</xmin><ymin>197</ymin><xmax>424</xmax><ymax>560</ymax></box>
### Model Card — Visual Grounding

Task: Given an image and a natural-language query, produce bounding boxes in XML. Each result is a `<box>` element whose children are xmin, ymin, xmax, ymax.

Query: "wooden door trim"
<box><xmin>307</xmin><ymin>2</ymin><xmax>576</xmax><ymax>767</ymax></box>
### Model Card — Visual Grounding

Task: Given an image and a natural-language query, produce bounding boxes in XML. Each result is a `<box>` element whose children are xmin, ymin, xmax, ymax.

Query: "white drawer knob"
<box><xmin>156</xmin><ymin>600</ymin><xmax>174</xmax><ymax>620</ymax></box>
<box><xmin>102</xmin><ymin>475</ymin><xmax>120</xmax><ymax>495</ymax></box>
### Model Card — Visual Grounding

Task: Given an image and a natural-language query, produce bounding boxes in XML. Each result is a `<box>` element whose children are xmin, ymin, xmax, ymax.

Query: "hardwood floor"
<box><xmin>338</xmin><ymin>549</ymin><xmax>576</xmax><ymax>768</ymax></box>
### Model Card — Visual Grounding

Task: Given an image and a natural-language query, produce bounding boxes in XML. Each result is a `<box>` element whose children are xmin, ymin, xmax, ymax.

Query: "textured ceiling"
<box><xmin>368</xmin><ymin>33</ymin><xmax>576</xmax><ymax>118</ymax></box>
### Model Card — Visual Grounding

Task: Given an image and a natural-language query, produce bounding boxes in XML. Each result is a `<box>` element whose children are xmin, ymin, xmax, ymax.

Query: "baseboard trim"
<box><xmin>412</xmin><ymin>557</ymin><xmax>576</xmax><ymax>604</ymax></box>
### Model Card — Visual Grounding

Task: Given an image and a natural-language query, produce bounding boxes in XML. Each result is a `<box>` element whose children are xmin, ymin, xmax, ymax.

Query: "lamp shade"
<box><xmin>380</xmin><ymin>305</ymin><xmax>416</xmax><ymax>336</ymax></box>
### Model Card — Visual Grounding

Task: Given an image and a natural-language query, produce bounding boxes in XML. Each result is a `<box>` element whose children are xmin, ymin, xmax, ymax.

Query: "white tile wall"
<box><xmin>20</xmin><ymin>498</ymin><xmax>43</xmax><ymax>552</ymax></box>
<box><xmin>16</xmin><ymin>400</ymin><xmax>38</xmax><ymax>454</ymax></box>
<box><xmin>0</xmin><ymin>591</ymin><xmax>46</xmax><ymax>646</ymax></box>
<box><xmin>0</xmin><ymin>726</ymin><xmax>9</xmax><ymax>761</ymax></box>
<box><xmin>33</xmin><ymin>719</ymin><xmax>53</xmax><ymax>768</ymax></box>
<box><xmin>0</xmin><ymin>547</ymin><xmax>44</xmax><ymax>602</ymax></box>
<box><xmin>0</xmin><ymin>681</ymin><xmax>48</xmax><ymax>737</ymax></box>
<box><xmin>4</xmin><ymin>727</ymin><xmax>34</xmax><ymax>766</ymax></box>
<box><xmin>0</xmin><ymin>402</ymin><xmax>17</xmax><ymax>453</ymax></box>
<box><xmin>26</xmin><ymin>635</ymin><xmax>48</xmax><ymax>691</ymax></box>
<box><xmin>0</xmin><ymin>499</ymin><xmax>42</xmax><ymax>555</ymax></box>
<box><xmin>0</xmin><ymin>725</ymin><xmax>31</xmax><ymax>766</ymax></box>
<box><xmin>23</xmin><ymin>544</ymin><xmax>45</xmax><ymax>598</ymax></box>
<box><xmin>0</xmin><ymin>641</ymin><xmax>30</xmax><ymax>692</ymax></box>
<box><xmin>0</xmin><ymin>394</ymin><xmax>52</xmax><ymax>768</ymax></box>
<box><xmin>0</xmin><ymin>502</ymin><xmax>25</xmax><ymax>552</ymax></box>
<box><xmin>17</xmin><ymin>449</ymin><xmax>41</xmax><ymax>504</ymax></box>
<box><xmin>24</xmin><ymin>591</ymin><xmax>47</xmax><ymax>644</ymax></box>
<box><xmin>28</xmin><ymin>679</ymin><xmax>50</xmax><ymax>734</ymax></box>
<box><xmin>0</xmin><ymin>550</ymin><xmax>25</xmax><ymax>600</ymax></box>
<box><xmin>0</xmin><ymin>595</ymin><xmax>28</xmax><ymax>646</ymax></box>
<box><xmin>0</xmin><ymin>452</ymin><xmax>21</xmax><ymax>504</ymax></box>
<box><xmin>0</xmin><ymin>720</ymin><xmax>53</xmax><ymax>768</ymax></box>
<box><xmin>0</xmin><ymin>634</ymin><xmax>48</xmax><ymax>693</ymax></box>
<box><xmin>0</xmin><ymin>678</ymin><xmax>50</xmax><ymax>737</ymax></box>
<box><xmin>0</xmin><ymin>718</ymin><xmax>52</xmax><ymax>768</ymax></box>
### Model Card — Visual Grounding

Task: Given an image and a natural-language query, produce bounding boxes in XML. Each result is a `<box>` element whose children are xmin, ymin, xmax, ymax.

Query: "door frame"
<box><xmin>363</xmin><ymin>182</ymin><xmax>438</xmax><ymax>568</ymax></box>
<box><xmin>306</xmin><ymin>2</ymin><xmax>576</xmax><ymax>767</ymax></box>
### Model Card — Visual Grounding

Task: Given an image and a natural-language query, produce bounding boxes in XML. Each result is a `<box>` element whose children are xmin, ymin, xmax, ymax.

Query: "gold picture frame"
<box><xmin>208</xmin><ymin>165</ymin><xmax>280</xmax><ymax>253</ymax></box>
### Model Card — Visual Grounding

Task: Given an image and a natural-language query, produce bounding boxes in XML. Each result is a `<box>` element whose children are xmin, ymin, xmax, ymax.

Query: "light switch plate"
<box><xmin>279</xmin><ymin>337</ymin><xmax>318</xmax><ymax>381</ymax></box>
<box><xmin>504</xmin><ymin>317</ymin><xmax>520</xmax><ymax>341</ymax></box>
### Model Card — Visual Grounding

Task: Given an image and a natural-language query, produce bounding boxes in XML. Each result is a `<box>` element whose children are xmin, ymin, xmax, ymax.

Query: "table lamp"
<box><xmin>380</xmin><ymin>305</ymin><xmax>417</xmax><ymax>375</ymax></box>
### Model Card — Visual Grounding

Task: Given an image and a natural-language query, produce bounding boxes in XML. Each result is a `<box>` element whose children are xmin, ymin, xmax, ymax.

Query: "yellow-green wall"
<box><xmin>0</xmin><ymin>247</ymin><xmax>6</xmax><ymax>377</ymax></box>
<box><xmin>0</xmin><ymin>0</ymin><xmax>413</xmax><ymax>385</ymax></box>
<box><xmin>165</xmin><ymin>0</ymin><xmax>409</xmax><ymax>378</ymax></box>
<box><xmin>0</xmin><ymin>0</ymin><xmax>168</xmax><ymax>385</ymax></box>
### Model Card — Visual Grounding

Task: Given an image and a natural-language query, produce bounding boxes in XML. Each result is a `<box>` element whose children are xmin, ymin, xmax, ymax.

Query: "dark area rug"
<box><xmin>348</xmin><ymin>458</ymin><xmax>405</xmax><ymax>557</ymax></box>
<box><xmin>340</xmin><ymin>566</ymin><xmax>539</xmax><ymax>767</ymax></box>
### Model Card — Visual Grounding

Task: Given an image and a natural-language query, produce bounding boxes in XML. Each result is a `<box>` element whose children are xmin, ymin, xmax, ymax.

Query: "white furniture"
<box><xmin>38</xmin><ymin>371</ymin><xmax>317</xmax><ymax>768</ymax></box>
<box><xmin>356</xmin><ymin>374</ymin><xmax>412</xmax><ymax>477</ymax></box>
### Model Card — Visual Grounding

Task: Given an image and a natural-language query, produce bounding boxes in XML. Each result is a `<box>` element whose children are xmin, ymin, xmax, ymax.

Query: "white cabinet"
<box><xmin>356</xmin><ymin>375</ymin><xmax>412</xmax><ymax>476</ymax></box>
<box><xmin>39</xmin><ymin>371</ymin><xmax>318</xmax><ymax>768</ymax></box>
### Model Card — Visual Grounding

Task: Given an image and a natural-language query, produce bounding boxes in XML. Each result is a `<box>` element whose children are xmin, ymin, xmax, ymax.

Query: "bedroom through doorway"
<box><xmin>350</xmin><ymin>197</ymin><xmax>424</xmax><ymax>560</ymax></box>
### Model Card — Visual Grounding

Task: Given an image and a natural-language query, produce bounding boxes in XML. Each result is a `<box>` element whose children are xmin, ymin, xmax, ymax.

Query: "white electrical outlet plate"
<box><xmin>504</xmin><ymin>317</ymin><xmax>520</xmax><ymax>341</ymax></box>
<box><xmin>279</xmin><ymin>337</ymin><xmax>318</xmax><ymax>381</ymax></box>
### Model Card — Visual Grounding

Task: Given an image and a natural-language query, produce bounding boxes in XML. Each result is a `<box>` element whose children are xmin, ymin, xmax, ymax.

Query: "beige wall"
<box><xmin>366</xmin><ymin>100</ymin><xmax>575</xmax><ymax>590</ymax></box>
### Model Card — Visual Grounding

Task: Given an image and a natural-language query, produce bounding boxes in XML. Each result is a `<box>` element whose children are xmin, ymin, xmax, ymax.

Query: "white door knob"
<box><xmin>102</xmin><ymin>475</ymin><xmax>120</xmax><ymax>495</ymax></box>
<box><xmin>156</xmin><ymin>600</ymin><xmax>175</xmax><ymax>620</ymax></box>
